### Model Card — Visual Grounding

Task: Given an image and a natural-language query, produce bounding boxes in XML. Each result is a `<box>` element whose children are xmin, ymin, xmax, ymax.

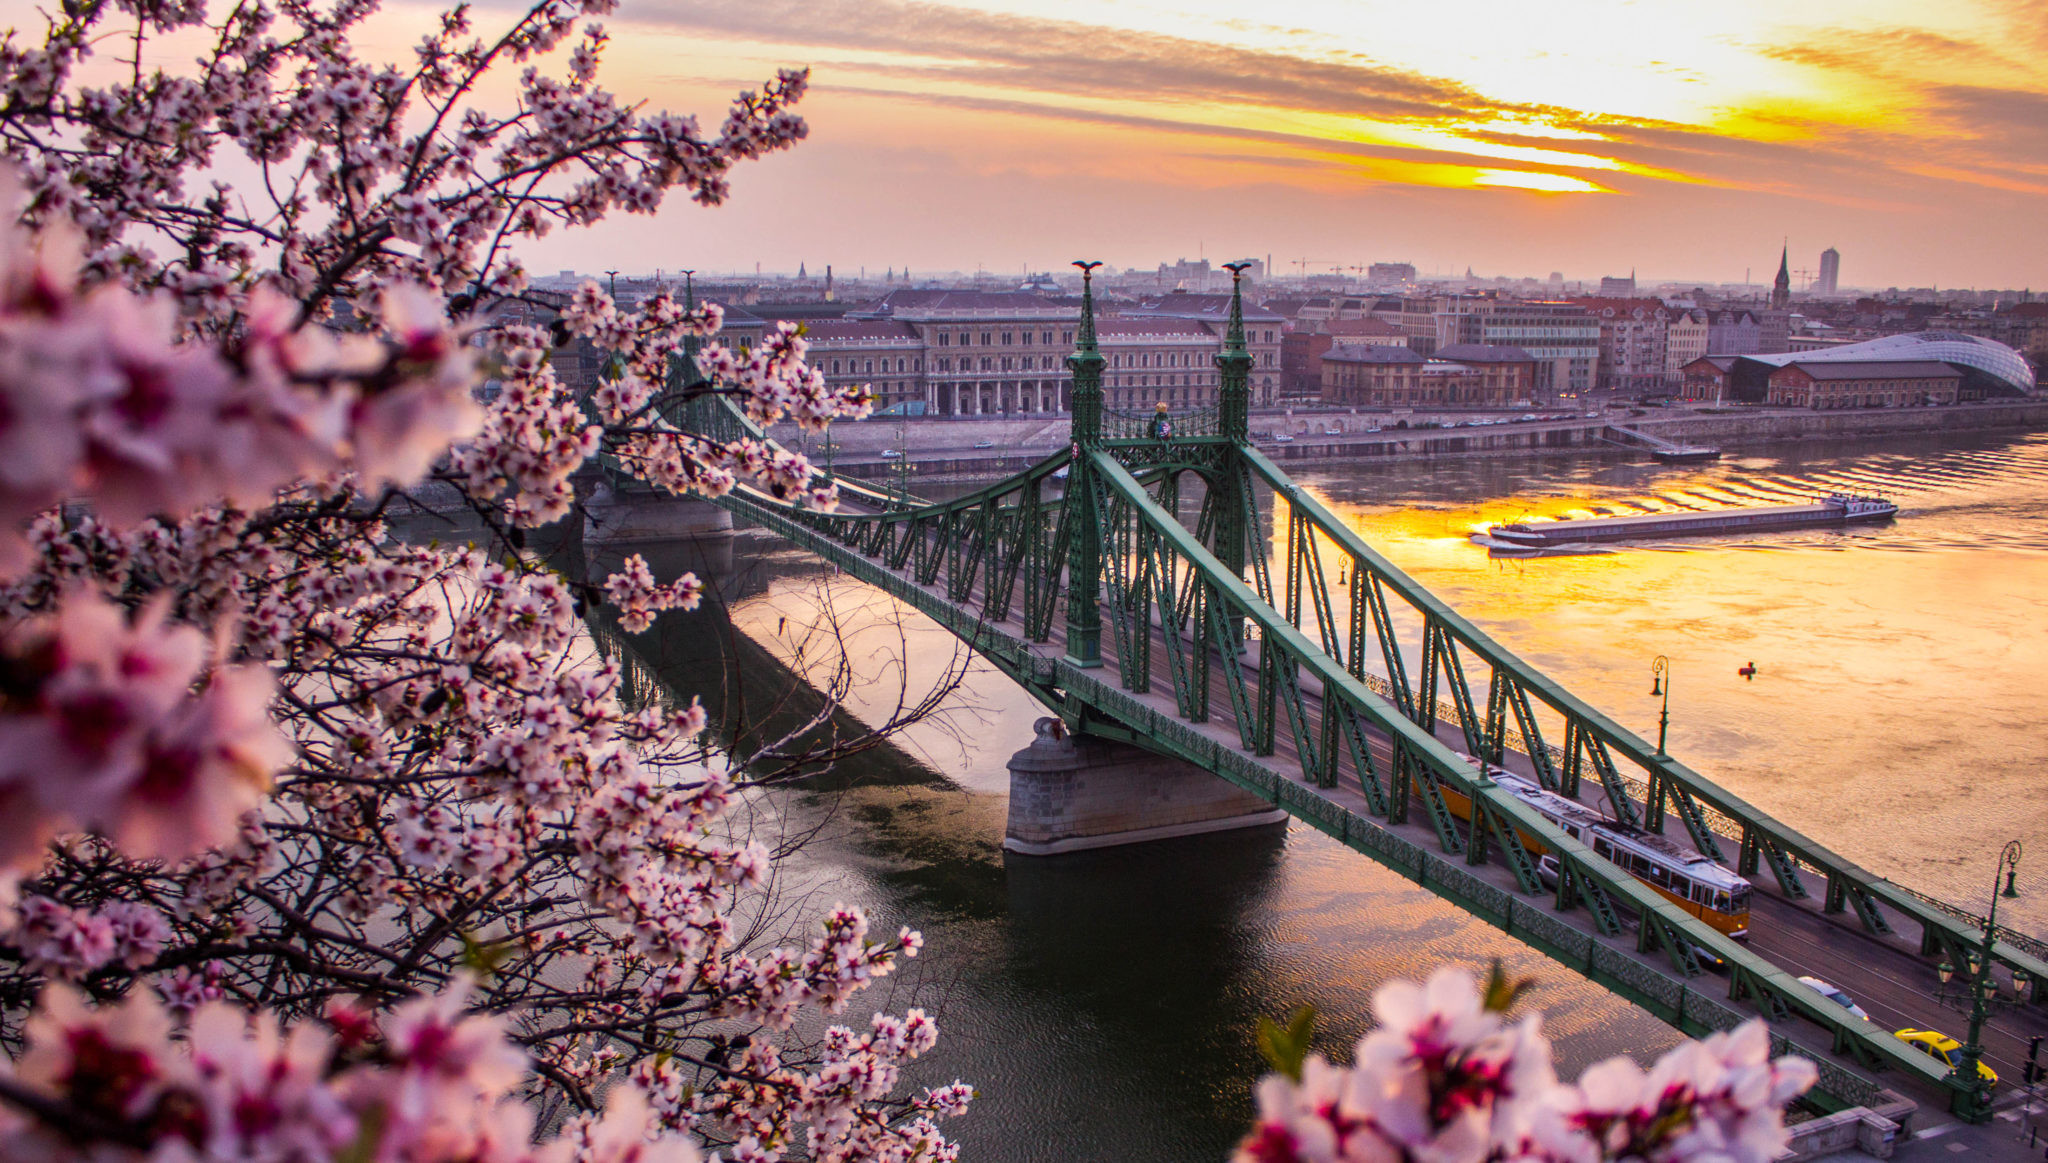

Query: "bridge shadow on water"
<box><xmin>891</xmin><ymin>824</ymin><xmax>1300</xmax><ymax>1163</ymax></box>
<box><xmin>587</xmin><ymin>535</ymin><xmax>1307</xmax><ymax>1158</ymax></box>
<box><xmin>585</xmin><ymin>532</ymin><xmax>961</xmax><ymax>791</ymax></box>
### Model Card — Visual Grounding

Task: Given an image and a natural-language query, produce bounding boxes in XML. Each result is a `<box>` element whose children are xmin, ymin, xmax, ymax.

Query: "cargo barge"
<box><xmin>1481</xmin><ymin>493</ymin><xmax>1896</xmax><ymax>548</ymax></box>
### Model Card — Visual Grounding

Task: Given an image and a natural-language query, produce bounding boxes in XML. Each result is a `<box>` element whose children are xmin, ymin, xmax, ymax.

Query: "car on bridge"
<box><xmin>1795</xmin><ymin>976</ymin><xmax>1870</xmax><ymax>1021</ymax></box>
<box><xmin>1894</xmin><ymin>1028</ymin><xmax>1998</xmax><ymax>1086</ymax></box>
<box><xmin>973</xmin><ymin>439</ymin><xmax>996</xmax><ymax>449</ymax></box>
<box><xmin>880</xmin><ymin>449</ymin><xmax>902</xmax><ymax>460</ymax></box>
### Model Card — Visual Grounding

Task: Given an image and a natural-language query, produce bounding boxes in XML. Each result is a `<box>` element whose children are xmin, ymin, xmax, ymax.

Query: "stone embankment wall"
<box><xmin>1626</xmin><ymin>400</ymin><xmax>2048</xmax><ymax>445</ymax></box>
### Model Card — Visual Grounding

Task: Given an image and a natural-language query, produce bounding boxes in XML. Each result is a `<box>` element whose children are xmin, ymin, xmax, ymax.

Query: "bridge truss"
<box><xmin>669</xmin><ymin>265</ymin><xmax>2046</xmax><ymax>1118</ymax></box>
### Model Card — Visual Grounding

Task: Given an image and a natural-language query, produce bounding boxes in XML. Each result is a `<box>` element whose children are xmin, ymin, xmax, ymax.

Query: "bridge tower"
<box><xmin>1063</xmin><ymin>261</ymin><xmax>1107</xmax><ymax>668</ymax></box>
<box><xmin>585</xmin><ymin>269</ymin><xmax>734</xmax><ymax>553</ymax></box>
<box><xmin>1213</xmin><ymin>262</ymin><xmax>1255</xmax><ymax>650</ymax></box>
<box><xmin>671</xmin><ymin>256</ymin><xmax>2048</xmax><ymax>1108</ymax></box>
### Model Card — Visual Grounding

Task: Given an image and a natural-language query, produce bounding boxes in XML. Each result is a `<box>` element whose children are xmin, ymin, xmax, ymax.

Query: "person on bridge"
<box><xmin>1151</xmin><ymin>402</ymin><xmax>1173</xmax><ymax>440</ymax></box>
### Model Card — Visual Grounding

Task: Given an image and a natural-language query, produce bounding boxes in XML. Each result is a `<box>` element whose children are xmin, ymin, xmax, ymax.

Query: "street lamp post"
<box><xmin>1954</xmin><ymin>839</ymin><xmax>2022</xmax><ymax>1123</ymax></box>
<box><xmin>1649</xmin><ymin>655</ymin><xmax>1671</xmax><ymax>755</ymax></box>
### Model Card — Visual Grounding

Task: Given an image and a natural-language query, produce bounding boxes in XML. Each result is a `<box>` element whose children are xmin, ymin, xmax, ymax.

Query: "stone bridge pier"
<box><xmin>1004</xmin><ymin>718</ymin><xmax>1287</xmax><ymax>855</ymax></box>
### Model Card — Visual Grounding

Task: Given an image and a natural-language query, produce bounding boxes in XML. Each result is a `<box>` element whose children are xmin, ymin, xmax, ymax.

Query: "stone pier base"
<box><xmin>1004</xmin><ymin>718</ymin><xmax>1287</xmax><ymax>855</ymax></box>
<box><xmin>583</xmin><ymin>480</ymin><xmax>734</xmax><ymax>549</ymax></box>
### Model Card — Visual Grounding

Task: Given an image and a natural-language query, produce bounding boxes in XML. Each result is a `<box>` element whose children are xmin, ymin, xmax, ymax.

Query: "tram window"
<box><xmin>1730</xmin><ymin>887</ymin><xmax>1750</xmax><ymax>912</ymax></box>
<box><xmin>1566</xmin><ymin>826</ymin><xmax>1580</xmax><ymax>840</ymax></box>
<box><xmin>1593</xmin><ymin>839</ymin><xmax>1611</xmax><ymax>858</ymax></box>
<box><xmin>1669</xmin><ymin>875</ymin><xmax>1691</xmax><ymax>897</ymax></box>
<box><xmin>1645</xmin><ymin>865</ymin><xmax>1667</xmax><ymax>886</ymax></box>
<box><xmin>1714</xmin><ymin>891</ymin><xmax>1730</xmax><ymax>912</ymax></box>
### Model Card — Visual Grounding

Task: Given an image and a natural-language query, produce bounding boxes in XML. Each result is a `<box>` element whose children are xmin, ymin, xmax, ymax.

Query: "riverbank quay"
<box><xmin>793</xmin><ymin>399</ymin><xmax>2048</xmax><ymax>481</ymax></box>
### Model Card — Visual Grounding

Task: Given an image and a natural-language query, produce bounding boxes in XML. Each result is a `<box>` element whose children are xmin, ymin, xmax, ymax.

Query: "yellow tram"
<box><xmin>1426</xmin><ymin>758</ymin><xmax>1752</xmax><ymax>938</ymax></box>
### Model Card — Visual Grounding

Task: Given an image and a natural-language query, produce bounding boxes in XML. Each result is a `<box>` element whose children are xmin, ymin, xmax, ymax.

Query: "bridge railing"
<box><xmin>674</xmin><ymin>390</ymin><xmax>1958</xmax><ymax>1108</ymax></box>
<box><xmin>1358</xmin><ymin>669</ymin><xmax>2048</xmax><ymax>960</ymax></box>
<box><xmin>1101</xmin><ymin>406</ymin><xmax>1223</xmax><ymax>441</ymax></box>
<box><xmin>1085</xmin><ymin>450</ymin><xmax>1944</xmax><ymax>1098</ymax></box>
<box><xmin>1247</xmin><ymin>449</ymin><xmax>2048</xmax><ymax>996</ymax></box>
<box><xmin>1355</xmin><ymin>671</ymin><xmax>1754</xmax><ymax>843</ymax></box>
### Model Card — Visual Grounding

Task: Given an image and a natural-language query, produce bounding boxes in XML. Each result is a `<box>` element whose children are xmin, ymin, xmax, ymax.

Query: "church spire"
<box><xmin>1772</xmin><ymin>243</ymin><xmax>1791</xmax><ymax>308</ymax></box>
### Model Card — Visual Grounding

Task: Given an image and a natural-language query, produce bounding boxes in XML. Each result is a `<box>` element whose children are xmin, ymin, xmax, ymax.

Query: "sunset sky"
<box><xmin>506</xmin><ymin>0</ymin><xmax>2046</xmax><ymax>290</ymax></box>
<box><xmin>23</xmin><ymin>0</ymin><xmax>2048</xmax><ymax>289</ymax></box>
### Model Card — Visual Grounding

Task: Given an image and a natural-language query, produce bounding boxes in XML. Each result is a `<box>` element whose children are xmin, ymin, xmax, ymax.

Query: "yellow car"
<box><xmin>1894</xmin><ymin>1028</ymin><xmax>1999</xmax><ymax>1087</ymax></box>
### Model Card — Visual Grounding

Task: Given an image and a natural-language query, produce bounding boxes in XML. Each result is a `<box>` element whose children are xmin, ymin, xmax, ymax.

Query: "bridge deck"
<box><xmin>713</xmin><ymin>475</ymin><xmax>2048</xmax><ymax>1123</ymax></box>
<box><xmin>661</xmin><ymin>323</ymin><xmax>2048</xmax><ymax>1126</ymax></box>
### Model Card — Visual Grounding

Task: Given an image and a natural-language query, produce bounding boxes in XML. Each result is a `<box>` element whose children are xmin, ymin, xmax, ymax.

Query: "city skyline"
<box><xmin>551</xmin><ymin>245</ymin><xmax>2020</xmax><ymax>300</ymax></box>
<box><xmin>558</xmin><ymin>249</ymin><xmax>1914</xmax><ymax>296</ymax></box>
<box><xmin>483</xmin><ymin>0</ymin><xmax>2048</xmax><ymax>288</ymax></box>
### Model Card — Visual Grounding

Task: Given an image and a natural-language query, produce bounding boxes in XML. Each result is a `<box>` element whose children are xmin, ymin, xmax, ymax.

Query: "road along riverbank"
<box><xmin>801</xmin><ymin>400</ymin><xmax>2048</xmax><ymax>482</ymax></box>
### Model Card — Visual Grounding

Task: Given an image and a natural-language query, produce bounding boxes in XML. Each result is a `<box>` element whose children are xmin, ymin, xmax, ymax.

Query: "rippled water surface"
<box><xmin>679</xmin><ymin>428</ymin><xmax>2048</xmax><ymax>1162</ymax></box>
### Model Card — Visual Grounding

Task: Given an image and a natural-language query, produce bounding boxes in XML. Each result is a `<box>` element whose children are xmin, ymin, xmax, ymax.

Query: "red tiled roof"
<box><xmin>867</xmin><ymin>289</ymin><xmax>1071</xmax><ymax>313</ymax></box>
<box><xmin>801</xmin><ymin>319</ymin><xmax>923</xmax><ymax>342</ymax></box>
<box><xmin>1321</xmin><ymin>318</ymin><xmax>1407</xmax><ymax>337</ymax></box>
<box><xmin>1569</xmin><ymin>297</ymin><xmax>1671</xmax><ymax>318</ymax></box>
<box><xmin>1774</xmin><ymin>360</ymin><xmax>1962</xmax><ymax>381</ymax></box>
<box><xmin>1094</xmin><ymin>317</ymin><xmax>1216</xmax><ymax>337</ymax></box>
<box><xmin>1323</xmin><ymin>344</ymin><xmax>1427</xmax><ymax>364</ymax></box>
<box><xmin>1126</xmin><ymin>293</ymin><xmax>1287</xmax><ymax>322</ymax></box>
<box><xmin>1433</xmin><ymin>343</ymin><xmax>1535</xmax><ymax>362</ymax></box>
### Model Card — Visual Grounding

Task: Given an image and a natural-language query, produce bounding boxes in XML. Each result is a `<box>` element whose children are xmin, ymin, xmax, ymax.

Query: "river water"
<box><xmin>685</xmin><ymin>427</ymin><xmax>2048</xmax><ymax>1162</ymax></box>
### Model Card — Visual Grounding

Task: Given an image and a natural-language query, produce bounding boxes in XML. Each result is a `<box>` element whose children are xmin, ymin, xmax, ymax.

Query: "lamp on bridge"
<box><xmin>1954</xmin><ymin>839</ymin><xmax>2023</xmax><ymax>1123</ymax></box>
<box><xmin>1648</xmin><ymin>656</ymin><xmax>1671</xmax><ymax>756</ymax></box>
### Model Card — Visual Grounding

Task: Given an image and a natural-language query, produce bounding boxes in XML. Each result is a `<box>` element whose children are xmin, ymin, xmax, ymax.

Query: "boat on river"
<box><xmin>1479</xmin><ymin>493</ymin><xmax>1897</xmax><ymax>548</ymax></box>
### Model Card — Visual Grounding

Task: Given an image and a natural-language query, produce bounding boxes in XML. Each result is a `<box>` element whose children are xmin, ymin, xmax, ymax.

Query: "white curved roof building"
<box><xmin>1750</xmin><ymin>332</ymin><xmax>2034</xmax><ymax>395</ymax></box>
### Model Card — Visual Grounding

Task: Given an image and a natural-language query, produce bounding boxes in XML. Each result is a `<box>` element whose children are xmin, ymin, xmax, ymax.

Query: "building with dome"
<box><xmin>1677</xmin><ymin>331</ymin><xmax>2035</xmax><ymax>405</ymax></box>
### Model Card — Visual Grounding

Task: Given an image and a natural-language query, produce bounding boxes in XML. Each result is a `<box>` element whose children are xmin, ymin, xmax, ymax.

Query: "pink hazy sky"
<box><xmin>531</xmin><ymin>0</ymin><xmax>2048</xmax><ymax>291</ymax></box>
<box><xmin>17</xmin><ymin>0</ymin><xmax>2048</xmax><ymax>290</ymax></box>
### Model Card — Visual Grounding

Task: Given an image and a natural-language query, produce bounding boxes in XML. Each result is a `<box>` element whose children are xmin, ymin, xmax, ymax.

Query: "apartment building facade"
<box><xmin>1320</xmin><ymin>343</ymin><xmax>1534</xmax><ymax>407</ymax></box>
<box><xmin>1665</xmin><ymin>309</ymin><xmax>1710</xmax><ymax>380</ymax></box>
<box><xmin>1097</xmin><ymin>317</ymin><xmax>1232</xmax><ymax>411</ymax></box>
<box><xmin>1435</xmin><ymin>296</ymin><xmax>1598</xmax><ymax>397</ymax></box>
<box><xmin>806</xmin><ymin>320</ymin><xmax>928</xmax><ymax>413</ymax></box>
<box><xmin>1765</xmin><ymin>361</ymin><xmax>1961</xmax><ymax>408</ymax></box>
<box><xmin>1573</xmin><ymin>298</ymin><xmax>1672</xmax><ymax>395</ymax></box>
<box><xmin>801</xmin><ymin>287</ymin><xmax>1288</xmax><ymax>417</ymax></box>
<box><xmin>1120</xmin><ymin>292</ymin><xmax>1287</xmax><ymax>404</ymax></box>
<box><xmin>854</xmin><ymin>289</ymin><xmax>1078</xmax><ymax>416</ymax></box>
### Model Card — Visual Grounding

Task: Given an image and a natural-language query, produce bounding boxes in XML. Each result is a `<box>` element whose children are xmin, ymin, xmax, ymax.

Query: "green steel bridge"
<box><xmin>669</xmin><ymin>264</ymin><xmax>2048</xmax><ymax>1121</ymax></box>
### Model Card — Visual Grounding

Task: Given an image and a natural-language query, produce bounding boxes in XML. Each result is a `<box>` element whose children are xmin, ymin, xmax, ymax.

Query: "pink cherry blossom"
<box><xmin>1235</xmin><ymin>969</ymin><xmax>1815</xmax><ymax>1163</ymax></box>
<box><xmin>604</xmin><ymin>553</ymin><xmax>704</xmax><ymax>632</ymax></box>
<box><xmin>0</xmin><ymin>1</ymin><xmax>951</xmax><ymax>1159</ymax></box>
<box><xmin>0</xmin><ymin>591</ymin><xmax>289</xmax><ymax>866</ymax></box>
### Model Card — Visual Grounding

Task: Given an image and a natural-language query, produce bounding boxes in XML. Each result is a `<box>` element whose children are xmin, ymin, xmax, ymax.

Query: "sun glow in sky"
<box><xmin>18</xmin><ymin>0</ymin><xmax>2047</xmax><ymax>285</ymax></box>
<box><xmin>523</xmin><ymin>0</ymin><xmax>2048</xmax><ymax>287</ymax></box>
